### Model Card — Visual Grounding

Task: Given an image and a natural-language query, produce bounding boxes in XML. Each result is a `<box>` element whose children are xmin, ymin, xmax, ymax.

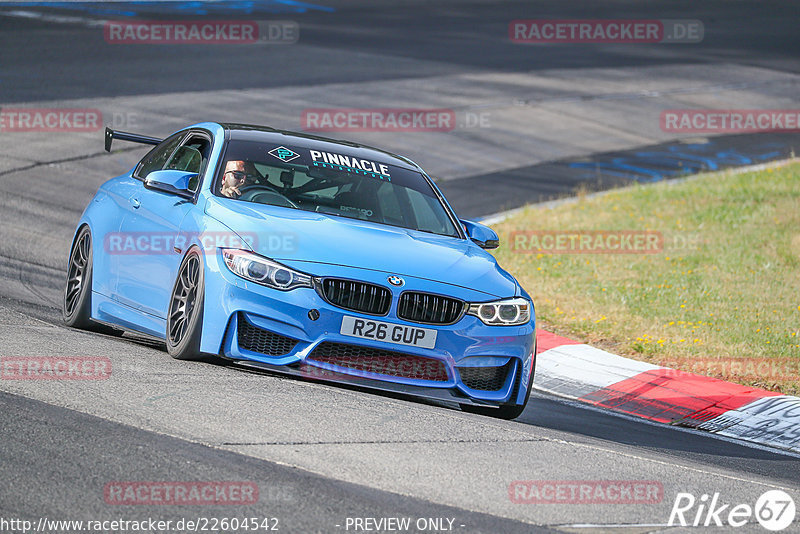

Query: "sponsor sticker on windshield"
<box><xmin>309</xmin><ymin>150</ymin><xmax>391</xmax><ymax>181</ymax></box>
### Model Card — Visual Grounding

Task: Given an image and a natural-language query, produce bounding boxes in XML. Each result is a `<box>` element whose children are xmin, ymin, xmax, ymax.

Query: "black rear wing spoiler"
<box><xmin>104</xmin><ymin>127</ymin><xmax>162</xmax><ymax>152</ymax></box>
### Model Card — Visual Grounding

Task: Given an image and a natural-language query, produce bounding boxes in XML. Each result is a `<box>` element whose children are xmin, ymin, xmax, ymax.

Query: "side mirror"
<box><xmin>461</xmin><ymin>219</ymin><xmax>499</xmax><ymax>250</ymax></box>
<box><xmin>144</xmin><ymin>169</ymin><xmax>197</xmax><ymax>200</ymax></box>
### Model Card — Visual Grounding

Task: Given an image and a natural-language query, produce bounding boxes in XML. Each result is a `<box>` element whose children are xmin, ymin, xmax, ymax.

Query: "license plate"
<box><xmin>340</xmin><ymin>316</ymin><xmax>437</xmax><ymax>349</ymax></box>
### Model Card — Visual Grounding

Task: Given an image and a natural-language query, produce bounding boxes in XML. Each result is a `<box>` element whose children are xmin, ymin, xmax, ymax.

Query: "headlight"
<box><xmin>221</xmin><ymin>249</ymin><xmax>312</xmax><ymax>291</ymax></box>
<box><xmin>467</xmin><ymin>297</ymin><xmax>531</xmax><ymax>326</ymax></box>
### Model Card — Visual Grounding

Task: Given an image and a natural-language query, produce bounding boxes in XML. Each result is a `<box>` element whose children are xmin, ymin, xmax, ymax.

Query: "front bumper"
<box><xmin>200</xmin><ymin>254</ymin><xmax>536</xmax><ymax>406</ymax></box>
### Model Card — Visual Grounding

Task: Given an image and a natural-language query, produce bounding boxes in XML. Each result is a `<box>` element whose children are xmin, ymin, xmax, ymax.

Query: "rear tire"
<box><xmin>166</xmin><ymin>247</ymin><xmax>205</xmax><ymax>360</ymax></box>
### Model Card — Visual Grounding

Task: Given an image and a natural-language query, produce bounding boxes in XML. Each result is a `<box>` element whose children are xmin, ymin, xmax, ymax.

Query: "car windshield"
<box><xmin>215</xmin><ymin>140</ymin><xmax>460</xmax><ymax>237</ymax></box>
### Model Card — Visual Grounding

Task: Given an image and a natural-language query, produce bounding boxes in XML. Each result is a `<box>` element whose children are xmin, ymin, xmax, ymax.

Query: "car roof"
<box><xmin>220</xmin><ymin>123</ymin><xmax>421</xmax><ymax>172</ymax></box>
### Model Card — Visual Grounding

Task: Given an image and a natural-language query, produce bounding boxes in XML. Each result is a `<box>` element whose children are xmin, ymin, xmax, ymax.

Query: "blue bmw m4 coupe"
<box><xmin>63</xmin><ymin>122</ymin><xmax>536</xmax><ymax>418</ymax></box>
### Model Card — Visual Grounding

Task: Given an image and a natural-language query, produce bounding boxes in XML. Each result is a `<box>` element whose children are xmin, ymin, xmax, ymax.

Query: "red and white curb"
<box><xmin>535</xmin><ymin>330</ymin><xmax>800</xmax><ymax>454</ymax></box>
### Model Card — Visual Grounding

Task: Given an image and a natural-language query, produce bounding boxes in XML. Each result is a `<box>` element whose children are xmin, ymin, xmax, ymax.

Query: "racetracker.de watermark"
<box><xmin>298</xmin><ymin>357</ymin><xmax>449</xmax><ymax>382</ymax></box>
<box><xmin>511</xmin><ymin>230</ymin><xmax>664</xmax><ymax>254</ymax></box>
<box><xmin>509</xmin><ymin>480</ymin><xmax>663</xmax><ymax>504</ymax></box>
<box><xmin>104</xmin><ymin>20</ymin><xmax>298</xmax><ymax>44</ymax></box>
<box><xmin>302</xmin><ymin>108</ymin><xmax>458</xmax><ymax>132</ymax></box>
<box><xmin>1</xmin><ymin>357</ymin><xmax>111</xmax><ymax>380</ymax></box>
<box><xmin>103</xmin><ymin>231</ymin><xmax>297</xmax><ymax>255</ymax></box>
<box><xmin>104</xmin><ymin>481</ymin><xmax>259</xmax><ymax>505</ymax></box>
<box><xmin>0</xmin><ymin>108</ymin><xmax>102</xmax><ymax>132</ymax></box>
<box><xmin>661</xmin><ymin>109</ymin><xmax>800</xmax><ymax>133</ymax></box>
<box><xmin>661</xmin><ymin>358</ymin><xmax>800</xmax><ymax>382</ymax></box>
<box><xmin>509</xmin><ymin>19</ymin><xmax>703</xmax><ymax>43</ymax></box>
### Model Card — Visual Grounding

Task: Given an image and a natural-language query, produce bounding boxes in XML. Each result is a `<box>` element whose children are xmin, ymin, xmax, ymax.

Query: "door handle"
<box><xmin>130</xmin><ymin>197</ymin><xmax>141</xmax><ymax>209</ymax></box>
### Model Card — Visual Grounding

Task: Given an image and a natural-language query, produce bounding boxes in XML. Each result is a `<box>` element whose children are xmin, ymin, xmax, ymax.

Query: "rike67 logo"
<box><xmin>669</xmin><ymin>490</ymin><xmax>796</xmax><ymax>531</ymax></box>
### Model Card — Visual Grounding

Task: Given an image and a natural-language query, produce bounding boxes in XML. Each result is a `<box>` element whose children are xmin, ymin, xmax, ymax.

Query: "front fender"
<box><xmin>71</xmin><ymin>189</ymin><xmax>123</xmax><ymax>299</ymax></box>
<box><xmin>177</xmin><ymin>199</ymin><xmax>253</xmax><ymax>355</ymax></box>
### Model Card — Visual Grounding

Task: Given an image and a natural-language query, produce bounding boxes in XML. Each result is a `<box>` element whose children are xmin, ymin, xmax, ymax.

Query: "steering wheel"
<box><xmin>237</xmin><ymin>185</ymin><xmax>298</xmax><ymax>209</ymax></box>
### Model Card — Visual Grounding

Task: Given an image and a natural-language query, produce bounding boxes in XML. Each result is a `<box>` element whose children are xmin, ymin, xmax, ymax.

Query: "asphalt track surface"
<box><xmin>1</xmin><ymin>1</ymin><xmax>799</xmax><ymax>532</ymax></box>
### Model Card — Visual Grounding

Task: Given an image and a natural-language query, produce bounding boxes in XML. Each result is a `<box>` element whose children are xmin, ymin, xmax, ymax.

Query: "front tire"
<box><xmin>166</xmin><ymin>247</ymin><xmax>205</xmax><ymax>360</ymax></box>
<box><xmin>63</xmin><ymin>226</ymin><xmax>94</xmax><ymax>329</ymax></box>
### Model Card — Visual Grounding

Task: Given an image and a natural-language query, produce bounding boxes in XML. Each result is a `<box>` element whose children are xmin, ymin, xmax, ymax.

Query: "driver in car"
<box><xmin>220</xmin><ymin>160</ymin><xmax>247</xmax><ymax>199</ymax></box>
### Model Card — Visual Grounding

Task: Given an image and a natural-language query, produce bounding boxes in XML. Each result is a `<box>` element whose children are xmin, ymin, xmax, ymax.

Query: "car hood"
<box><xmin>205</xmin><ymin>198</ymin><xmax>518</xmax><ymax>298</ymax></box>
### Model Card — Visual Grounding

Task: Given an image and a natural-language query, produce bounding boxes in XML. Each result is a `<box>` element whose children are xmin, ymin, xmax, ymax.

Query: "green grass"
<box><xmin>492</xmin><ymin>161</ymin><xmax>800</xmax><ymax>395</ymax></box>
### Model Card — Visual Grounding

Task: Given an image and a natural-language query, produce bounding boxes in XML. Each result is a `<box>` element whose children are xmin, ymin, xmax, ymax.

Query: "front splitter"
<box><xmin>231</xmin><ymin>359</ymin><xmax>501</xmax><ymax>408</ymax></box>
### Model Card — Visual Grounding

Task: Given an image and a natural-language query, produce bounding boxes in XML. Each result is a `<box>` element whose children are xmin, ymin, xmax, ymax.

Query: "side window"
<box><xmin>164</xmin><ymin>135</ymin><xmax>211</xmax><ymax>191</ymax></box>
<box><xmin>165</xmin><ymin>146</ymin><xmax>202</xmax><ymax>173</ymax></box>
<box><xmin>135</xmin><ymin>133</ymin><xmax>184</xmax><ymax>180</ymax></box>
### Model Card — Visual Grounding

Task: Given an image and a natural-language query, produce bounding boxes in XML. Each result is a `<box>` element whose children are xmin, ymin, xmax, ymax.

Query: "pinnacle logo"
<box><xmin>268</xmin><ymin>146</ymin><xmax>300</xmax><ymax>162</ymax></box>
